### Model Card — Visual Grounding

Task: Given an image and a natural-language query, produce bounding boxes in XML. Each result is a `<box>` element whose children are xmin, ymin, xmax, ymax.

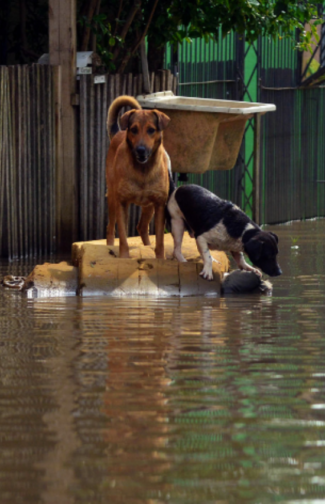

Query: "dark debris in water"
<box><xmin>1</xmin><ymin>275</ymin><xmax>27</xmax><ymax>290</ymax></box>
<box><xmin>221</xmin><ymin>270</ymin><xmax>273</xmax><ymax>296</ymax></box>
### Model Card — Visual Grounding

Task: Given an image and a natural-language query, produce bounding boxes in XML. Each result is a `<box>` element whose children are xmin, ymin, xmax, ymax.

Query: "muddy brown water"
<box><xmin>1</xmin><ymin>220</ymin><xmax>325</xmax><ymax>504</ymax></box>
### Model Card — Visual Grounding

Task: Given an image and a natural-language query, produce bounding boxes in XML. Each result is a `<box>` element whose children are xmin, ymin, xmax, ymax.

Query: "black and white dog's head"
<box><xmin>243</xmin><ymin>229</ymin><xmax>282</xmax><ymax>277</ymax></box>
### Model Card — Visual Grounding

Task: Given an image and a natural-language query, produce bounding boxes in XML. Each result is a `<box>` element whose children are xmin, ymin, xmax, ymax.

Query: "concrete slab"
<box><xmin>25</xmin><ymin>233</ymin><xmax>228</xmax><ymax>298</ymax></box>
<box><xmin>25</xmin><ymin>261</ymin><xmax>78</xmax><ymax>298</ymax></box>
<box><xmin>75</xmin><ymin>233</ymin><xmax>228</xmax><ymax>297</ymax></box>
<box><xmin>137</xmin><ymin>259</ymin><xmax>159</xmax><ymax>296</ymax></box>
<box><xmin>157</xmin><ymin>259</ymin><xmax>180</xmax><ymax>297</ymax></box>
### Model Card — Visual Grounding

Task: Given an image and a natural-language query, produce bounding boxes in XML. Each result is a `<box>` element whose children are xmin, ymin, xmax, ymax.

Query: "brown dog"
<box><xmin>106</xmin><ymin>95</ymin><xmax>171</xmax><ymax>258</ymax></box>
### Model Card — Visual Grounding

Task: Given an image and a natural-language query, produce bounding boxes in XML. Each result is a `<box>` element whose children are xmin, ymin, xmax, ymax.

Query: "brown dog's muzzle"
<box><xmin>134</xmin><ymin>144</ymin><xmax>151</xmax><ymax>164</ymax></box>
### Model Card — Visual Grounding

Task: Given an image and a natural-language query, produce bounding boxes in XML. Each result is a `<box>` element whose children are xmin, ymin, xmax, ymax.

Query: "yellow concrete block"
<box><xmin>115</xmin><ymin>259</ymin><xmax>142</xmax><ymax>296</ymax></box>
<box><xmin>25</xmin><ymin>233</ymin><xmax>228</xmax><ymax>298</ymax></box>
<box><xmin>179</xmin><ymin>262</ymin><xmax>199</xmax><ymax>297</ymax></box>
<box><xmin>73</xmin><ymin>233</ymin><xmax>228</xmax><ymax>297</ymax></box>
<box><xmin>137</xmin><ymin>259</ymin><xmax>159</xmax><ymax>296</ymax></box>
<box><xmin>79</xmin><ymin>243</ymin><xmax>117</xmax><ymax>296</ymax></box>
<box><xmin>157</xmin><ymin>259</ymin><xmax>180</xmax><ymax>296</ymax></box>
<box><xmin>25</xmin><ymin>261</ymin><xmax>78</xmax><ymax>297</ymax></box>
<box><xmin>196</xmin><ymin>263</ymin><xmax>221</xmax><ymax>296</ymax></box>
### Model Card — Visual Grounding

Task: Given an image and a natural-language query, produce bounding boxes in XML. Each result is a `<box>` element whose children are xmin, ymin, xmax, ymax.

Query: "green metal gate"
<box><xmin>166</xmin><ymin>28</ymin><xmax>325</xmax><ymax>225</ymax></box>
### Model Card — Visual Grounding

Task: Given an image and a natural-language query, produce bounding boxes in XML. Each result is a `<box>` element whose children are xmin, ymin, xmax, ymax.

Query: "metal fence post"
<box><xmin>253</xmin><ymin>113</ymin><xmax>261</xmax><ymax>225</ymax></box>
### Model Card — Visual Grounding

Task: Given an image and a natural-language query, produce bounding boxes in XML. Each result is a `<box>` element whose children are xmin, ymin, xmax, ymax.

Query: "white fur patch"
<box><xmin>244</xmin><ymin>223</ymin><xmax>255</xmax><ymax>233</ymax></box>
<box><xmin>167</xmin><ymin>191</ymin><xmax>184</xmax><ymax>220</ymax></box>
<box><xmin>200</xmin><ymin>221</ymin><xmax>255</xmax><ymax>253</ymax></box>
<box><xmin>164</xmin><ymin>150</ymin><xmax>172</xmax><ymax>176</ymax></box>
<box><xmin>168</xmin><ymin>192</ymin><xmax>187</xmax><ymax>262</ymax></box>
<box><xmin>200</xmin><ymin>221</ymin><xmax>242</xmax><ymax>252</ymax></box>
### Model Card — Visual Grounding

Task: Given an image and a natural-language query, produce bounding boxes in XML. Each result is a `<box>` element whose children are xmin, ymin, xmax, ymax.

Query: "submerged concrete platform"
<box><xmin>26</xmin><ymin>233</ymin><xmax>229</xmax><ymax>298</ymax></box>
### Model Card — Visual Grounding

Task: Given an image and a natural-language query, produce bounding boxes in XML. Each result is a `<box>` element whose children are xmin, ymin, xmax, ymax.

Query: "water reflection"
<box><xmin>0</xmin><ymin>220</ymin><xmax>325</xmax><ymax>503</ymax></box>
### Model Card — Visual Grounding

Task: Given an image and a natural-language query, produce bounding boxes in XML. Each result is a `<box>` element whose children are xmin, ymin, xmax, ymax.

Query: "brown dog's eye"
<box><xmin>130</xmin><ymin>127</ymin><xmax>138</xmax><ymax>134</ymax></box>
<box><xmin>147</xmin><ymin>127</ymin><xmax>156</xmax><ymax>135</ymax></box>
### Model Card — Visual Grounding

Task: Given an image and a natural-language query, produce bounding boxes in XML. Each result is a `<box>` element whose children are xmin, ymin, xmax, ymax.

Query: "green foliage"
<box><xmin>78</xmin><ymin>13</ymin><xmax>121</xmax><ymax>70</ymax></box>
<box><xmin>156</xmin><ymin>0</ymin><xmax>323</xmax><ymax>48</ymax></box>
<box><xmin>77</xmin><ymin>0</ymin><xmax>324</xmax><ymax>72</ymax></box>
<box><xmin>0</xmin><ymin>0</ymin><xmax>323</xmax><ymax>68</ymax></box>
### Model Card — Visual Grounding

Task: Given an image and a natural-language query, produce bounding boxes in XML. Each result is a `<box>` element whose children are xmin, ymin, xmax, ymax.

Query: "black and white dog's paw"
<box><xmin>241</xmin><ymin>264</ymin><xmax>262</xmax><ymax>277</ymax></box>
<box><xmin>199</xmin><ymin>265</ymin><xmax>214</xmax><ymax>281</ymax></box>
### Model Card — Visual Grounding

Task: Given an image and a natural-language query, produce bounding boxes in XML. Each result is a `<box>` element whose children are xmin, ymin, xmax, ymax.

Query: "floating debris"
<box><xmin>221</xmin><ymin>270</ymin><xmax>273</xmax><ymax>296</ymax></box>
<box><xmin>1</xmin><ymin>275</ymin><xmax>27</xmax><ymax>290</ymax></box>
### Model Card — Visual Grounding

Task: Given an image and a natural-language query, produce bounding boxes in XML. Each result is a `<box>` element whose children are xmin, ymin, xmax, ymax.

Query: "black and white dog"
<box><xmin>167</xmin><ymin>184</ymin><xmax>282</xmax><ymax>280</ymax></box>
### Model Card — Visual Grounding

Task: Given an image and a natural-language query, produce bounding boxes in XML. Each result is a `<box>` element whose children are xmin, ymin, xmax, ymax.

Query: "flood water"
<box><xmin>1</xmin><ymin>220</ymin><xmax>325</xmax><ymax>504</ymax></box>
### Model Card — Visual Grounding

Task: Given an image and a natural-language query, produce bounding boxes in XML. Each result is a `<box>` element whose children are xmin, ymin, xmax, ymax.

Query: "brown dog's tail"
<box><xmin>106</xmin><ymin>95</ymin><xmax>141</xmax><ymax>140</ymax></box>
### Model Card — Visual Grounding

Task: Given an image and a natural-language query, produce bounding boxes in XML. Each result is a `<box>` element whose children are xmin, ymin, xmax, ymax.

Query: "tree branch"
<box><xmin>116</xmin><ymin>0</ymin><xmax>159</xmax><ymax>73</ymax></box>
<box><xmin>112</xmin><ymin>0</ymin><xmax>141</xmax><ymax>61</ymax></box>
<box><xmin>134</xmin><ymin>0</ymin><xmax>159</xmax><ymax>52</ymax></box>
<box><xmin>81</xmin><ymin>0</ymin><xmax>101</xmax><ymax>51</ymax></box>
<box><xmin>91</xmin><ymin>0</ymin><xmax>102</xmax><ymax>52</ymax></box>
<box><xmin>113</xmin><ymin>0</ymin><xmax>124</xmax><ymax>36</ymax></box>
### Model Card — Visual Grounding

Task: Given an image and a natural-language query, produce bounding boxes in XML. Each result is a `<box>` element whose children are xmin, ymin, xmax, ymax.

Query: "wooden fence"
<box><xmin>78</xmin><ymin>69</ymin><xmax>177</xmax><ymax>241</ymax></box>
<box><xmin>0</xmin><ymin>65</ymin><xmax>56</xmax><ymax>260</ymax></box>
<box><xmin>0</xmin><ymin>66</ymin><xmax>177</xmax><ymax>259</ymax></box>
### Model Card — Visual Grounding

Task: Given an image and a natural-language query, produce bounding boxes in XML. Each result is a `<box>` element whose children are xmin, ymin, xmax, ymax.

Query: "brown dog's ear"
<box><xmin>152</xmin><ymin>110</ymin><xmax>170</xmax><ymax>131</ymax></box>
<box><xmin>120</xmin><ymin>109</ymin><xmax>136</xmax><ymax>130</ymax></box>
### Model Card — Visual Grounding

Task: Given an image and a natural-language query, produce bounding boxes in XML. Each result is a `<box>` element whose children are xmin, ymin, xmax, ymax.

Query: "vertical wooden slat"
<box><xmin>121</xmin><ymin>73</ymin><xmax>126</xmax><ymax>96</ymax></box>
<box><xmin>88</xmin><ymin>77</ymin><xmax>95</xmax><ymax>239</ymax></box>
<box><xmin>8</xmin><ymin>66</ymin><xmax>18</xmax><ymax>259</ymax></box>
<box><xmin>100</xmin><ymin>76</ymin><xmax>108</xmax><ymax>238</ymax></box>
<box><xmin>95</xmin><ymin>79</ymin><xmax>102</xmax><ymax>238</ymax></box>
<box><xmin>26</xmin><ymin>65</ymin><xmax>32</xmax><ymax>256</ymax></box>
<box><xmin>108</xmin><ymin>74</ymin><xmax>114</xmax><ymax>115</ymax></box>
<box><xmin>36</xmin><ymin>64</ymin><xmax>43</xmax><ymax>255</ymax></box>
<box><xmin>22</xmin><ymin>66</ymin><xmax>28</xmax><ymax>256</ymax></box>
<box><xmin>253</xmin><ymin>113</ymin><xmax>261</xmax><ymax>225</ymax></box>
<box><xmin>166</xmin><ymin>69</ymin><xmax>172</xmax><ymax>91</ymax></box>
<box><xmin>133</xmin><ymin>75</ymin><xmax>138</xmax><ymax>99</ymax></box>
<box><xmin>5</xmin><ymin>68</ymin><xmax>13</xmax><ymax>259</ymax></box>
<box><xmin>150</xmin><ymin>72</ymin><xmax>155</xmax><ymax>93</ymax></box>
<box><xmin>115</xmin><ymin>73</ymin><xmax>121</xmax><ymax>97</ymax></box>
<box><xmin>49</xmin><ymin>65</ymin><xmax>55</xmax><ymax>254</ymax></box>
<box><xmin>16</xmin><ymin>65</ymin><xmax>23</xmax><ymax>257</ymax></box>
<box><xmin>0</xmin><ymin>68</ymin><xmax>6</xmax><ymax>255</ymax></box>
<box><xmin>154</xmin><ymin>73</ymin><xmax>160</xmax><ymax>93</ymax></box>
<box><xmin>42</xmin><ymin>64</ymin><xmax>49</xmax><ymax>255</ymax></box>
<box><xmin>172</xmin><ymin>75</ymin><xmax>177</xmax><ymax>95</ymax></box>
<box><xmin>80</xmin><ymin>75</ymin><xmax>88</xmax><ymax>240</ymax></box>
<box><xmin>137</xmin><ymin>74</ymin><xmax>143</xmax><ymax>96</ymax></box>
<box><xmin>127</xmin><ymin>73</ymin><xmax>133</xmax><ymax>96</ymax></box>
<box><xmin>31</xmin><ymin>66</ymin><xmax>38</xmax><ymax>256</ymax></box>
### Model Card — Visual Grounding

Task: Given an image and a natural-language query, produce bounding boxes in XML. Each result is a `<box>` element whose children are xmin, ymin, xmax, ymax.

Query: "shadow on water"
<box><xmin>1</xmin><ymin>220</ymin><xmax>325</xmax><ymax>504</ymax></box>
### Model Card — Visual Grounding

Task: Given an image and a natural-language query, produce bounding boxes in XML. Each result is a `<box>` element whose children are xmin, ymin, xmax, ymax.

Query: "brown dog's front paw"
<box><xmin>155</xmin><ymin>251</ymin><xmax>165</xmax><ymax>259</ymax></box>
<box><xmin>119</xmin><ymin>250</ymin><xmax>130</xmax><ymax>259</ymax></box>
